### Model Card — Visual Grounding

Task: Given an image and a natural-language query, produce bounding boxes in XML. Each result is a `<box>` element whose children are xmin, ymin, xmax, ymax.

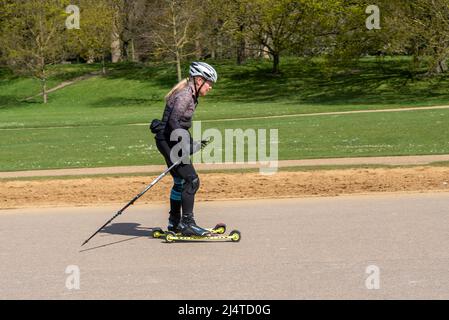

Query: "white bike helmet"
<box><xmin>189</xmin><ymin>62</ymin><xmax>218</xmax><ymax>83</ymax></box>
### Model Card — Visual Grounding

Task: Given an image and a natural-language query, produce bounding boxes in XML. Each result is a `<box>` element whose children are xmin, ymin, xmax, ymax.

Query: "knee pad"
<box><xmin>184</xmin><ymin>175</ymin><xmax>200</xmax><ymax>195</ymax></box>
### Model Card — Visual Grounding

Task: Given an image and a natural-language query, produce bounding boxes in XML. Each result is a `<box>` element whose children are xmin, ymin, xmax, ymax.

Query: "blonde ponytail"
<box><xmin>165</xmin><ymin>78</ymin><xmax>189</xmax><ymax>102</ymax></box>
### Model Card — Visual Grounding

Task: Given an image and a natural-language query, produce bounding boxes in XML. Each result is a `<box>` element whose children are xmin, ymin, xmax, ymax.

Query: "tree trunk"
<box><xmin>175</xmin><ymin>49</ymin><xmax>182</xmax><ymax>82</ymax></box>
<box><xmin>42</xmin><ymin>78</ymin><xmax>48</xmax><ymax>104</ymax></box>
<box><xmin>171</xmin><ymin>3</ymin><xmax>182</xmax><ymax>82</ymax></box>
<box><xmin>428</xmin><ymin>47</ymin><xmax>448</xmax><ymax>75</ymax></box>
<box><xmin>436</xmin><ymin>59</ymin><xmax>448</xmax><ymax>74</ymax></box>
<box><xmin>216</xmin><ymin>39</ymin><xmax>223</xmax><ymax>59</ymax></box>
<box><xmin>195</xmin><ymin>39</ymin><xmax>201</xmax><ymax>59</ymax></box>
<box><xmin>41</xmin><ymin>60</ymin><xmax>48</xmax><ymax>104</ymax></box>
<box><xmin>237</xmin><ymin>25</ymin><xmax>246</xmax><ymax>65</ymax></box>
<box><xmin>102</xmin><ymin>55</ymin><xmax>106</xmax><ymax>75</ymax></box>
<box><xmin>261</xmin><ymin>46</ymin><xmax>270</xmax><ymax>59</ymax></box>
<box><xmin>111</xmin><ymin>17</ymin><xmax>122</xmax><ymax>63</ymax></box>
<box><xmin>272</xmin><ymin>52</ymin><xmax>280</xmax><ymax>74</ymax></box>
<box><xmin>87</xmin><ymin>52</ymin><xmax>95</xmax><ymax>64</ymax></box>
<box><xmin>237</xmin><ymin>42</ymin><xmax>246</xmax><ymax>65</ymax></box>
<box><xmin>122</xmin><ymin>40</ymin><xmax>129</xmax><ymax>61</ymax></box>
<box><xmin>111</xmin><ymin>36</ymin><xmax>122</xmax><ymax>63</ymax></box>
<box><xmin>130</xmin><ymin>38</ymin><xmax>136</xmax><ymax>62</ymax></box>
<box><xmin>426</xmin><ymin>57</ymin><xmax>448</xmax><ymax>76</ymax></box>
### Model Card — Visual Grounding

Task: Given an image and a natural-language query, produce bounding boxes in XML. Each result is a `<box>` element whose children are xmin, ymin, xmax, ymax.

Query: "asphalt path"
<box><xmin>1</xmin><ymin>193</ymin><xmax>448</xmax><ymax>299</ymax></box>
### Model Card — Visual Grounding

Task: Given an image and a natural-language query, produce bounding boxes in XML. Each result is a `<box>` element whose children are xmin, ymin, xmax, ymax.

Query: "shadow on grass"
<box><xmin>3</xmin><ymin>58</ymin><xmax>449</xmax><ymax>112</ymax></box>
<box><xmin>0</xmin><ymin>95</ymin><xmax>43</xmax><ymax>109</ymax></box>
<box><xmin>0</xmin><ymin>96</ymin><xmax>23</xmax><ymax>109</ymax></box>
<box><xmin>103</xmin><ymin>62</ymin><xmax>177</xmax><ymax>88</ymax></box>
<box><xmin>214</xmin><ymin>60</ymin><xmax>424</xmax><ymax>105</ymax></box>
<box><xmin>0</xmin><ymin>68</ymin><xmax>19</xmax><ymax>84</ymax></box>
<box><xmin>89</xmin><ymin>97</ymin><xmax>161</xmax><ymax>108</ymax></box>
<box><xmin>204</xmin><ymin>58</ymin><xmax>449</xmax><ymax>106</ymax></box>
<box><xmin>46</xmin><ymin>63</ymin><xmax>101</xmax><ymax>83</ymax></box>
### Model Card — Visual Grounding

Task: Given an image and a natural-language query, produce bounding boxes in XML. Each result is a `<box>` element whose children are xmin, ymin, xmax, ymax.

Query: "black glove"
<box><xmin>190</xmin><ymin>137</ymin><xmax>214</xmax><ymax>155</ymax></box>
<box><xmin>201</xmin><ymin>137</ymin><xmax>213</xmax><ymax>149</ymax></box>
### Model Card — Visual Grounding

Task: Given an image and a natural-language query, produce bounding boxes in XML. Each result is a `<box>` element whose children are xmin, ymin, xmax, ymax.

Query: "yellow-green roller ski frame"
<box><xmin>152</xmin><ymin>223</ymin><xmax>226</xmax><ymax>239</ymax></box>
<box><xmin>165</xmin><ymin>230</ymin><xmax>241</xmax><ymax>243</ymax></box>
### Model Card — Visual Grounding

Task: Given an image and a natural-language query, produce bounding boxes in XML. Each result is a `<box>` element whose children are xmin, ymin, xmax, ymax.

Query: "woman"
<box><xmin>154</xmin><ymin>62</ymin><xmax>217</xmax><ymax>236</ymax></box>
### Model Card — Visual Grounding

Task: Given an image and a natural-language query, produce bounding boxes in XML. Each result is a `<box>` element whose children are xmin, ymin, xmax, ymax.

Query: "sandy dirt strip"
<box><xmin>2</xmin><ymin>166</ymin><xmax>449</xmax><ymax>209</ymax></box>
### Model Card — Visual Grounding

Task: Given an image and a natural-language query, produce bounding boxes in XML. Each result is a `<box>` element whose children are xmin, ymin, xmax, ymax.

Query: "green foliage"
<box><xmin>1</xmin><ymin>0</ymin><xmax>70</xmax><ymax>75</ymax></box>
<box><xmin>1</xmin><ymin>0</ymin><xmax>72</xmax><ymax>102</ymax></box>
<box><xmin>237</xmin><ymin>0</ymin><xmax>310</xmax><ymax>72</ymax></box>
<box><xmin>2</xmin><ymin>0</ymin><xmax>449</xmax><ymax>78</ymax></box>
<box><xmin>331</xmin><ymin>0</ymin><xmax>449</xmax><ymax>76</ymax></box>
<box><xmin>388</xmin><ymin>0</ymin><xmax>449</xmax><ymax>76</ymax></box>
<box><xmin>66</xmin><ymin>0</ymin><xmax>115</xmax><ymax>66</ymax></box>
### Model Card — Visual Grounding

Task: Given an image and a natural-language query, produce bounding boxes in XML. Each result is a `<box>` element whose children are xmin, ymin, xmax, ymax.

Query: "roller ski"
<box><xmin>164</xmin><ymin>229</ymin><xmax>241</xmax><ymax>243</ymax></box>
<box><xmin>151</xmin><ymin>223</ymin><xmax>227</xmax><ymax>239</ymax></box>
<box><xmin>155</xmin><ymin>215</ymin><xmax>241</xmax><ymax>243</ymax></box>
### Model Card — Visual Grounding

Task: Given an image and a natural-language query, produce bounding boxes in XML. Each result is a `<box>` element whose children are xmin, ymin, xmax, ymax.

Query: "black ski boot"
<box><xmin>177</xmin><ymin>214</ymin><xmax>211</xmax><ymax>237</ymax></box>
<box><xmin>167</xmin><ymin>212</ymin><xmax>181</xmax><ymax>233</ymax></box>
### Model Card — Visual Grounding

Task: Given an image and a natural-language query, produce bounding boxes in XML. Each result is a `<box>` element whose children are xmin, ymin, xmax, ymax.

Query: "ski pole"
<box><xmin>81</xmin><ymin>159</ymin><xmax>182</xmax><ymax>247</ymax></box>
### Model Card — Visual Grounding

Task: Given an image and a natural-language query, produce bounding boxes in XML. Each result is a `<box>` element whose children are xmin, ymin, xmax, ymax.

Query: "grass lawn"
<box><xmin>1</xmin><ymin>57</ymin><xmax>449</xmax><ymax>171</ymax></box>
<box><xmin>1</xmin><ymin>108</ymin><xmax>449</xmax><ymax>171</ymax></box>
<box><xmin>2</xmin><ymin>56</ymin><xmax>449</xmax><ymax>128</ymax></box>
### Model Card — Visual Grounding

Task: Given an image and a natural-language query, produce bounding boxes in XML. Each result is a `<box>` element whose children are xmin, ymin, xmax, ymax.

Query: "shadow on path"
<box><xmin>79</xmin><ymin>222</ymin><xmax>162</xmax><ymax>252</ymax></box>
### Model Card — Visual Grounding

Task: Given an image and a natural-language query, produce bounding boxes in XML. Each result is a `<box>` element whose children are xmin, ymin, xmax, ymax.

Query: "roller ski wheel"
<box><xmin>151</xmin><ymin>223</ymin><xmax>226</xmax><ymax>238</ymax></box>
<box><xmin>212</xmin><ymin>223</ymin><xmax>226</xmax><ymax>234</ymax></box>
<box><xmin>164</xmin><ymin>229</ymin><xmax>241</xmax><ymax>243</ymax></box>
<box><xmin>165</xmin><ymin>231</ymin><xmax>176</xmax><ymax>243</ymax></box>
<box><xmin>229</xmin><ymin>230</ymin><xmax>241</xmax><ymax>242</ymax></box>
<box><xmin>151</xmin><ymin>228</ymin><xmax>164</xmax><ymax>239</ymax></box>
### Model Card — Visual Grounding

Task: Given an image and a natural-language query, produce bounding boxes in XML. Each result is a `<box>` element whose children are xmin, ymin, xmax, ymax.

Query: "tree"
<box><xmin>67</xmin><ymin>0</ymin><xmax>115</xmax><ymax>74</ymax></box>
<box><xmin>143</xmin><ymin>0</ymin><xmax>201</xmax><ymax>81</ymax></box>
<box><xmin>120</xmin><ymin>0</ymin><xmax>148</xmax><ymax>62</ymax></box>
<box><xmin>0</xmin><ymin>0</ymin><xmax>11</xmax><ymax>66</ymax></box>
<box><xmin>1</xmin><ymin>0</ymin><xmax>70</xmax><ymax>103</ymax></box>
<box><xmin>210</xmin><ymin>0</ymin><xmax>250</xmax><ymax>64</ymax></box>
<box><xmin>324</xmin><ymin>0</ymin><xmax>449</xmax><ymax>77</ymax></box>
<box><xmin>237</xmin><ymin>0</ymin><xmax>313</xmax><ymax>73</ymax></box>
<box><xmin>104</xmin><ymin>0</ymin><xmax>124</xmax><ymax>63</ymax></box>
<box><xmin>383</xmin><ymin>0</ymin><xmax>449</xmax><ymax>75</ymax></box>
<box><xmin>315</xmin><ymin>1</ymin><xmax>378</xmax><ymax>65</ymax></box>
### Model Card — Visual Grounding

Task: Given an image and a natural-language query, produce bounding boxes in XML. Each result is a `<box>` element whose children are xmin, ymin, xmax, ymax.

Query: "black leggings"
<box><xmin>156</xmin><ymin>139</ymin><xmax>199</xmax><ymax>215</ymax></box>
